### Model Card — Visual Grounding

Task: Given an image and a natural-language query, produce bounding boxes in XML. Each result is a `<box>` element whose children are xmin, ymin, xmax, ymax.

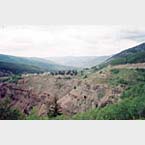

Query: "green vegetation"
<box><xmin>83</xmin><ymin>75</ymin><xmax>88</xmax><ymax>79</ymax></box>
<box><xmin>71</xmin><ymin>95</ymin><xmax>145</xmax><ymax>120</ymax></box>
<box><xmin>0</xmin><ymin>54</ymin><xmax>73</xmax><ymax>75</ymax></box>
<box><xmin>0</xmin><ymin>75</ymin><xmax>22</xmax><ymax>83</ymax></box>
<box><xmin>110</xmin><ymin>52</ymin><xmax>145</xmax><ymax>65</ymax></box>
<box><xmin>109</xmin><ymin>68</ymin><xmax>145</xmax><ymax>87</ymax></box>
<box><xmin>0</xmin><ymin>61</ymin><xmax>42</xmax><ymax>74</ymax></box>
<box><xmin>0</xmin><ymin>99</ymin><xmax>24</xmax><ymax>120</ymax></box>
<box><xmin>122</xmin><ymin>83</ymin><xmax>145</xmax><ymax>99</ymax></box>
<box><xmin>0</xmin><ymin>77</ymin><xmax>10</xmax><ymax>83</ymax></box>
<box><xmin>26</xmin><ymin>108</ymin><xmax>48</xmax><ymax>120</ymax></box>
<box><xmin>8</xmin><ymin>75</ymin><xmax>22</xmax><ymax>83</ymax></box>
<box><xmin>98</xmin><ymin>91</ymin><xmax>105</xmax><ymax>99</ymax></box>
<box><xmin>110</xmin><ymin>69</ymin><xmax>120</xmax><ymax>74</ymax></box>
<box><xmin>107</xmin><ymin>43</ymin><xmax>145</xmax><ymax>66</ymax></box>
<box><xmin>26</xmin><ymin>105</ymin><xmax>61</xmax><ymax>120</ymax></box>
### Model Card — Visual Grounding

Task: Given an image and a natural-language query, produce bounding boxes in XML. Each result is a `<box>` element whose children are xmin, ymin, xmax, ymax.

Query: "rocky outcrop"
<box><xmin>57</xmin><ymin>83</ymin><xmax>122</xmax><ymax>115</ymax></box>
<box><xmin>0</xmin><ymin>83</ymin><xmax>38</xmax><ymax>114</ymax></box>
<box><xmin>0</xmin><ymin>83</ymin><xmax>60</xmax><ymax>117</ymax></box>
<box><xmin>0</xmin><ymin>73</ymin><xmax>123</xmax><ymax>117</ymax></box>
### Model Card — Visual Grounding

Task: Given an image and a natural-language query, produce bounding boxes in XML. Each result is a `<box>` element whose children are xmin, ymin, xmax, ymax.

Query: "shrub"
<box><xmin>98</xmin><ymin>91</ymin><xmax>105</xmax><ymax>99</ymax></box>
<box><xmin>26</xmin><ymin>107</ymin><xmax>51</xmax><ymax>120</ymax></box>
<box><xmin>74</xmin><ymin>86</ymin><xmax>77</xmax><ymax>89</ymax></box>
<box><xmin>83</xmin><ymin>75</ymin><xmax>88</xmax><ymax>79</ymax></box>
<box><xmin>111</xmin><ymin>69</ymin><xmax>120</xmax><ymax>74</ymax></box>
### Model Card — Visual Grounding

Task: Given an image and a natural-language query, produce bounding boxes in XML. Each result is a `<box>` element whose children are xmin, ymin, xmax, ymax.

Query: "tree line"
<box><xmin>50</xmin><ymin>70</ymin><xmax>78</xmax><ymax>76</ymax></box>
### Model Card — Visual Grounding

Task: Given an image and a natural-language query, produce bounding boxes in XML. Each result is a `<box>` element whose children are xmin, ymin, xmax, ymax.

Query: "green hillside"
<box><xmin>107</xmin><ymin>43</ymin><xmax>145</xmax><ymax>65</ymax></box>
<box><xmin>0</xmin><ymin>61</ymin><xmax>42</xmax><ymax>74</ymax></box>
<box><xmin>0</xmin><ymin>54</ymin><xmax>72</xmax><ymax>74</ymax></box>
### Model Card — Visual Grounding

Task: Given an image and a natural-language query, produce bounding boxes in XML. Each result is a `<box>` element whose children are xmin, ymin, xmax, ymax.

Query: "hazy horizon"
<box><xmin>0</xmin><ymin>53</ymin><xmax>111</xmax><ymax>58</ymax></box>
<box><xmin>0</xmin><ymin>25</ymin><xmax>145</xmax><ymax>58</ymax></box>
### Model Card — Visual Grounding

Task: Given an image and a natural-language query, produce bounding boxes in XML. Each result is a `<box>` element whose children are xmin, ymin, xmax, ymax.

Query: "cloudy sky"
<box><xmin>0</xmin><ymin>25</ymin><xmax>145</xmax><ymax>58</ymax></box>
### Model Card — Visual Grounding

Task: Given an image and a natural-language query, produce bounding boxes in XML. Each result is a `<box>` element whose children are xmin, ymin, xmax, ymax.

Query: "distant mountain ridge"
<box><xmin>47</xmin><ymin>56</ymin><xmax>110</xmax><ymax>68</ymax></box>
<box><xmin>2</xmin><ymin>42</ymin><xmax>145</xmax><ymax>75</ymax></box>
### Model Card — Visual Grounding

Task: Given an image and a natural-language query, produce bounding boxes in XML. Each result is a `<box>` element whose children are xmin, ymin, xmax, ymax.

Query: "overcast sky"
<box><xmin>0</xmin><ymin>25</ymin><xmax>145</xmax><ymax>58</ymax></box>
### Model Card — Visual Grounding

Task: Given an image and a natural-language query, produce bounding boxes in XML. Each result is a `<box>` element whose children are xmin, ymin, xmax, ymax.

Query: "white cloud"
<box><xmin>0</xmin><ymin>25</ymin><xmax>145</xmax><ymax>57</ymax></box>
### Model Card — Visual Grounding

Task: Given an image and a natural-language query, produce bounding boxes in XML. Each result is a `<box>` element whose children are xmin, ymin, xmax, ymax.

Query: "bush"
<box><xmin>74</xmin><ymin>86</ymin><xmax>77</xmax><ymax>89</ymax></box>
<box><xmin>64</xmin><ymin>76</ymin><xmax>71</xmax><ymax>80</ymax></box>
<box><xmin>72</xmin><ymin>109</ymin><xmax>99</xmax><ymax>120</ymax></box>
<box><xmin>83</xmin><ymin>75</ymin><xmax>88</xmax><ymax>79</ymax></box>
<box><xmin>98</xmin><ymin>91</ymin><xmax>105</xmax><ymax>99</ymax></box>
<box><xmin>111</xmin><ymin>69</ymin><xmax>120</xmax><ymax>74</ymax></box>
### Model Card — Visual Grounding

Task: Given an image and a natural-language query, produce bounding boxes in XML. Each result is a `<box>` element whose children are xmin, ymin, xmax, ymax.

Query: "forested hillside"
<box><xmin>0</xmin><ymin>54</ymin><xmax>72</xmax><ymax>74</ymax></box>
<box><xmin>107</xmin><ymin>43</ymin><xmax>145</xmax><ymax>65</ymax></box>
